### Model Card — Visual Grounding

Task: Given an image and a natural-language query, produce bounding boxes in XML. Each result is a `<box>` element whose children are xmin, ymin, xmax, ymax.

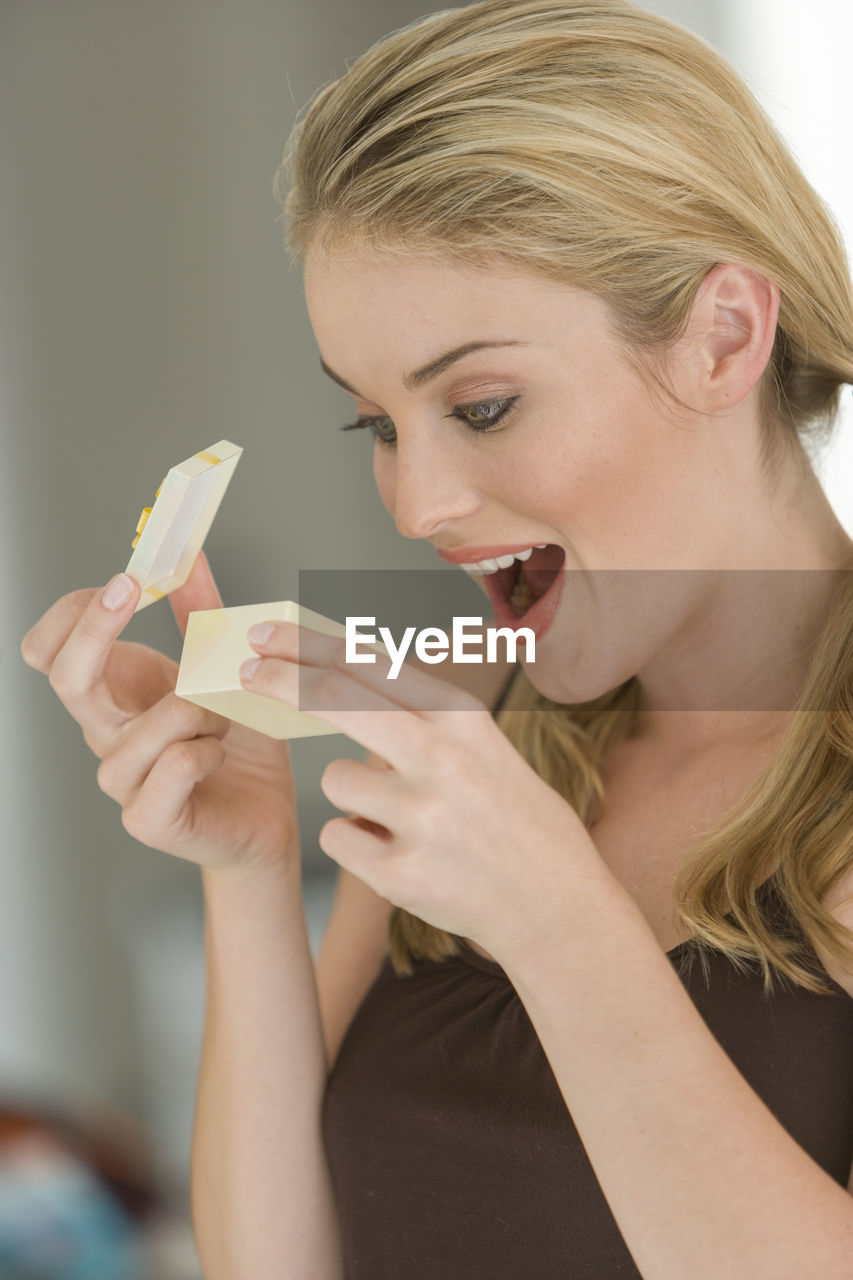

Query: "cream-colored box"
<box><xmin>124</xmin><ymin>440</ymin><xmax>243</xmax><ymax>612</ymax></box>
<box><xmin>175</xmin><ymin>601</ymin><xmax>389</xmax><ymax>740</ymax></box>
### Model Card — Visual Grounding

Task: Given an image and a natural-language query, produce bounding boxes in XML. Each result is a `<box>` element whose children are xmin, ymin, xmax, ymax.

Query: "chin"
<box><xmin>518</xmin><ymin>655</ymin><xmax>628</xmax><ymax>710</ymax></box>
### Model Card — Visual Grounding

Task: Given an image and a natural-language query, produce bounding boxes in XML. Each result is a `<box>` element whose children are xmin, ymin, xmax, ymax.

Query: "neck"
<box><xmin>632</xmin><ymin>450</ymin><xmax>853</xmax><ymax>757</ymax></box>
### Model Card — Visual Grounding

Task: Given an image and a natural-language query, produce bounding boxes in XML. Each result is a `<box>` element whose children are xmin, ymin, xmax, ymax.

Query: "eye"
<box><xmin>338</xmin><ymin>396</ymin><xmax>520</xmax><ymax>448</ymax></box>
<box><xmin>338</xmin><ymin>413</ymin><xmax>398</xmax><ymax>447</ymax></box>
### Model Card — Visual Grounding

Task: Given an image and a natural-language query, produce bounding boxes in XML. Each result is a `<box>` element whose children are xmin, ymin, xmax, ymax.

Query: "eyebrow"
<box><xmin>319</xmin><ymin>339</ymin><xmax>528</xmax><ymax>397</ymax></box>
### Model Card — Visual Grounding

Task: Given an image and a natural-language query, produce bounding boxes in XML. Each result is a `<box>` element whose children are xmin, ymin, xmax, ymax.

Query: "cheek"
<box><xmin>373</xmin><ymin>447</ymin><xmax>396</xmax><ymax>512</ymax></box>
<box><xmin>555</xmin><ymin>407</ymin><xmax>710</xmax><ymax>566</ymax></box>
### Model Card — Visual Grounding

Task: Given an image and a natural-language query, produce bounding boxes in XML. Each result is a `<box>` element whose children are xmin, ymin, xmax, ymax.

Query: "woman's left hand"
<box><xmin>240</xmin><ymin>620</ymin><xmax>613</xmax><ymax>964</ymax></box>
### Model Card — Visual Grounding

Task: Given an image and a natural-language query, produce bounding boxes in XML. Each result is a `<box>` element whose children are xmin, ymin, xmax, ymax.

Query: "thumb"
<box><xmin>169</xmin><ymin>549</ymin><xmax>224</xmax><ymax>639</ymax></box>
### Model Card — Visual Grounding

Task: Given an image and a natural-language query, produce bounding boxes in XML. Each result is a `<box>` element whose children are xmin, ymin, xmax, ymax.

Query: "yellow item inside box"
<box><xmin>124</xmin><ymin>440</ymin><xmax>243</xmax><ymax>612</ymax></box>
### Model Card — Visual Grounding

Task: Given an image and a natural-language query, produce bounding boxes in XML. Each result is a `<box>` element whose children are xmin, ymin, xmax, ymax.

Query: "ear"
<box><xmin>679</xmin><ymin>262</ymin><xmax>780</xmax><ymax>413</ymax></box>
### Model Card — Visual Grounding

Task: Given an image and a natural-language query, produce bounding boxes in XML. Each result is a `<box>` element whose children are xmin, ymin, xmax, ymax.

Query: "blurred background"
<box><xmin>3</xmin><ymin>0</ymin><xmax>851</xmax><ymax>1274</ymax></box>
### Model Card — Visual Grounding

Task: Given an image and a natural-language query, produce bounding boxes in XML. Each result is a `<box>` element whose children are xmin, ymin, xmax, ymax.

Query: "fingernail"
<box><xmin>247</xmin><ymin>623</ymin><xmax>275</xmax><ymax>646</ymax></box>
<box><xmin>102</xmin><ymin>574</ymin><xmax>135</xmax><ymax>611</ymax></box>
<box><xmin>240</xmin><ymin>657</ymin><xmax>261</xmax><ymax>681</ymax></box>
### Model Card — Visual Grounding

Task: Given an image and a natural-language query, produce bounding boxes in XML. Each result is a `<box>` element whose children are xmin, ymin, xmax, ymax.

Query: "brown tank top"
<box><xmin>322</xmin><ymin>666</ymin><xmax>853</xmax><ymax>1278</ymax></box>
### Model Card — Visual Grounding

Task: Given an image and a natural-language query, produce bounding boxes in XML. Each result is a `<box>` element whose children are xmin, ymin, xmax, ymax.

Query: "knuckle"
<box><xmin>320</xmin><ymin>757</ymin><xmax>351</xmax><ymax>798</ymax></box>
<box><xmin>76</xmin><ymin>609</ymin><xmax>104</xmax><ymax>645</ymax></box>
<box><xmin>408</xmin><ymin>790</ymin><xmax>442</xmax><ymax>839</ymax></box>
<box><xmin>321</xmin><ymin>757</ymin><xmax>348</xmax><ymax>786</ymax></box>
<box><xmin>82</xmin><ymin>724</ymin><xmax>108</xmax><ymax>758</ymax></box>
<box><xmin>309</xmin><ymin>668</ymin><xmax>346</xmax><ymax>709</ymax></box>
<box><xmin>445</xmin><ymin>741</ymin><xmax>476</xmax><ymax>785</ymax></box>
<box><xmin>422</xmin><ymin>735</ymin><xmax>463</xmax><ymax>783</ymax></box>
<box><xmin>120</xmin><ymin>803</ymin><xmax>159</xmax><ymax>847</ymax></box>
<box><xmin>47</xmin><ymin>659</ymin><xmax>74</xmax><ymax>701</ymax></box>
<box><xmin>384</xmin><ymin>825</ymin><xmax>408</xmax><ymax>856</ymax></box>
<box><xmin>68</xmin><ymin>588</ymin><xmax>98</xmax><ymax>611</ymax></box>
<box><xmin>386</xmin><ymin>845</ymin><xmax>419</xmax><ymax>890</ymax></box>
<box><xmin>164</xmin><ymin>739</ymin><xmax>200</xmax><ymax>780</ymax></box>
<box><xmin>329</xmin><ymin>638</ymin><xmax>353</xmax><ymax>674</ymax></box>
<box><xmin>96</xmin><ymin>757</ymin><xmax>116</xmax><ymax>795</ymax></box>
<box><xmin>119</xmin><ymin>804</ymin><xmax>143</xmax><ymax>840</ymax></box>
<box><xmin>22</xmin><ymin>591</ymin><xmax>95</xmax><ymax>671</ymax></box>
<box><xmin>164</xmin><ymin>692</ymin><xmax>207</xmax><ymax>732</ymax></box>
<box><xmin>319</xmin><ymin>815</ymin><xmax>346</xmax><ymax>846</ymax></box>
<box><xmin>454</xmin><ymin>688</ymin><xmax>488</xmax><ymax>715</ymax></box>
<box><xmin>20</xmin><ymin>632</ymin><xmax>43</xmax><ymax>670</ymax></box>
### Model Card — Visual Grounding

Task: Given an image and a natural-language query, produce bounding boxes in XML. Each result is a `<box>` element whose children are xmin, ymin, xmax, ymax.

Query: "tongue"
<box><xmin>519</xmin><ymin>544</ymin><xmax>564</xmax><ymax>600</ymax></box>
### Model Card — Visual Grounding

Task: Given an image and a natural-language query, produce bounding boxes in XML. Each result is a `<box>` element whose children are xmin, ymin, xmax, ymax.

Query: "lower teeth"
<box><xmin>509</xmin><ymin>578</ymin><xmax>534</xmax><ymax>617</ymax></box>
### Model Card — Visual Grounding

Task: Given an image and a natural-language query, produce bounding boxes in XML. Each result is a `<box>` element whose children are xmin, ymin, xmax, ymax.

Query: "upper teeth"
<box><xmin>459</xmin><ymin>544</ymin><xmax>548</xmax><ymax>575</ymax></box>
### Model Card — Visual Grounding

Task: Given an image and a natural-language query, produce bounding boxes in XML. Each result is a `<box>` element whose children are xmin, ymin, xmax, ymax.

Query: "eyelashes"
<box><xmin>338</xmin><ymin>396</ymin><xmax>520</xmax><ymax>448</ymax></box>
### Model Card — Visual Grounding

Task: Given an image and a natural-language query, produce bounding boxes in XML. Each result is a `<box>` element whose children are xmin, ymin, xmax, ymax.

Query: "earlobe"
<box><xmin>691</xmin><ymin>262</ymin><xmax>780</xmax><ymax>411</ymax></box>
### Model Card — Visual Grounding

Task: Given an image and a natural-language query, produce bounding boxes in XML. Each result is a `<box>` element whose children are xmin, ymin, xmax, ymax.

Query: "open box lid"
<box><xmin>124</xmin><ymin>440</ymin><xmax>243</xmax><ymax>612</ymax></box>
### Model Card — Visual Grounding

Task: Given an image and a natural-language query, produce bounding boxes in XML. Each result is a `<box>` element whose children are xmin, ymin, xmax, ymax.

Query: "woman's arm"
<box><xmin>501</xmin><ymin>882</ymin><xmax>853</xmax><ymax>1280</ymax></box>
<box><xmin>191</xmin><ymin>856</ymin><xmax>343</xmax><ymax>1280</ymax></box>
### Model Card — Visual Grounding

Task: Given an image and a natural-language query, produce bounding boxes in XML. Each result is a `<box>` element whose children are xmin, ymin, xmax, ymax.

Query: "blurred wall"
<box><xmin>4</xmin><ymin>0</ymin><xmax>485</xmax><ymax>1185</ymax></box>
<box><xmin>4</xmin><ymin>0</ymin><xmax>848</xmax><ymax>1195</ymax></box>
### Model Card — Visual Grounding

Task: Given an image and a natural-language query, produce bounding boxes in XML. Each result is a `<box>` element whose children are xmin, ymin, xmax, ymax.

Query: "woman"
<box><xmin>22</xmin><ymin>0</ymin><xmax>853</xmax><ymax>1276</ymax></box>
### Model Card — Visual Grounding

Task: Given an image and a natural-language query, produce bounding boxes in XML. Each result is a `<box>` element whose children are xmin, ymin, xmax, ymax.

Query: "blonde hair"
<box><xmin>275</xmin><ymin>0</ymin><xmax>853</xmax><ymax>994</ymax></box>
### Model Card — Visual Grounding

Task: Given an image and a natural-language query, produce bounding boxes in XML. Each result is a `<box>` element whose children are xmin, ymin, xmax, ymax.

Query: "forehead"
<box><xmin>304</xmin><ymin>243</ymin><xmax>546</xmax><ymax>309</ymax></box>
<box><xmin>303</xmin><ymin>242</ymin><xmax>609</xmax><ymax>362</ymax></box>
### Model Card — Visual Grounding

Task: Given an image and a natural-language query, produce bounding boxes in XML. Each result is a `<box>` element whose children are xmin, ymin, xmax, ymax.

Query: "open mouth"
<box><xmin>496</xmin><ymin>544</ymin><xmax>566</xmax><ymax>617</ymax></box>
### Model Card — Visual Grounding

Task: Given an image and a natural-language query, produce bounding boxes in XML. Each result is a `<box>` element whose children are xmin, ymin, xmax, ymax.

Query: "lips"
<box><xmin>515</xmin><ymin>543</ymin><xmax>565</xmax><ymax>599</ymax></box>
<box><xmin>484</xmin><ymin>544</ymin><xmax>566</xmax><ymax>641</ymax></box>
<box><xmin>436</xmin><ymin>542</ymin><xmax>545</xmax><ymax>565</ymax></box>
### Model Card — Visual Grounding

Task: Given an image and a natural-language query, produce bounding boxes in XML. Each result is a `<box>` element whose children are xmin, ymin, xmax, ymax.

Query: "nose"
<box><xmin>382</xmin><ymin>434</ymin><xmax>481</xmax><ymax>542</ymax></box>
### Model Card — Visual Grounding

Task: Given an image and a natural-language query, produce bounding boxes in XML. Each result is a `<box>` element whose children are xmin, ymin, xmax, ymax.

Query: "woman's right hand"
<box><xmin>20</xmin><ymin>551</ymin><xmax>301</xmax><ymax>880</ymax></box>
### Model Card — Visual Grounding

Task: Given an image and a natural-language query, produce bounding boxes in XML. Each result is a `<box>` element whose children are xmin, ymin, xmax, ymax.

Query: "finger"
<box><xmin>22</xmin><ymin>576</ymin><xmax>140</xmax><ymax>680</ymax></box>
<box><xmin>247</xmin><ymin>620</ymin><xmax>487</xmax><ymax>718</ymax></box>
<box><xmin>97</xmin><ymin>693</ymin><xmax>230</xmax><ymax>806</ymax></box>
<box><xmin>318</xmin><ymin>814</ymin><xmax>395</xmax><ymax>885</ymax></box>
<box><xmin>320</xmin><ymin>756</ymin><xmax>408</xmax><ymax>833</ymax></box>
<box><xmin>24</xmin><ymin>575</ymin><xmax>141</xmax><ymax>725</ymax></box>
<box><xmin>240</xmin><ymin>653</ymin><xmax>432</xmax><ymax>770</ymax></box>
<box><xmin>21</xmin><ymin>587</ymin><xmax>99</xmax><ymax>674</ymax></box>
<box><xmin>169</xmin><ymin>550</ymin><xmax>224</xmax><ymax>639</ymax></box>
<box><xmin>120</xmin><ymin>735</ymin><xmax>228</xmax><ymax>847</ymax></box>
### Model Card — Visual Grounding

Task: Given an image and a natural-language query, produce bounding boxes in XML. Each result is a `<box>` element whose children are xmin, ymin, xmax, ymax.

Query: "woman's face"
<box><xmin>302</xmin><ymin>243</ymin><xmax>780</xmax><ymax>709</ymax></box>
